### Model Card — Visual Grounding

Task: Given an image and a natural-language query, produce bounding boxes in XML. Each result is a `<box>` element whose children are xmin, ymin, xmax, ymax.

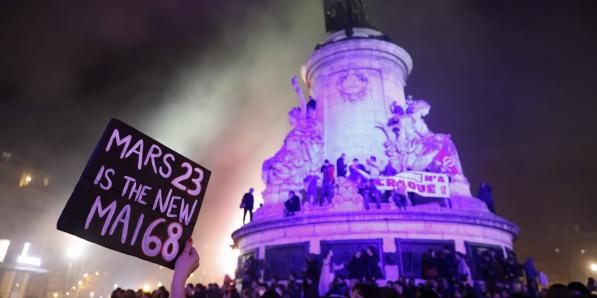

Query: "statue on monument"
<box><xmin>377</xmin><ymin>98</ymin><xmax>466</xmax><ymax>176</ymax></box>
<box><xmin>261</xmin><ymin>77</ymin><xmax>323</xmax><ymax>201</ymax></box>
<box><xmin>324</xmin><ymin>0</ymin><xmax>372</xmax><ymax>33</ymax></box>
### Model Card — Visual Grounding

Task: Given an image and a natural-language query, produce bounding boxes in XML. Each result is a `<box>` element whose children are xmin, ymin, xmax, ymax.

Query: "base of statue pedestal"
<box><xmin>232</xmin><ymin>197</ymin><xmax>518</xmax><ymax>281</ymax></box>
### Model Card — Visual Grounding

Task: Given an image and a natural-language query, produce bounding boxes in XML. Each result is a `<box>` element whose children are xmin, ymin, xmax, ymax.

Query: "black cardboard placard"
<box><xmin>57</xmin><ymin>118</ymin><xmax>211</xmax><ymax>269</ymax></box>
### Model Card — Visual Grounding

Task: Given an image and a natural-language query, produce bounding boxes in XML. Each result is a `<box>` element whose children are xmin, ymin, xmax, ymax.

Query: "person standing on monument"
<box><xmin>349</xmin><ymin>158</ymin><xmax>367</xmax><ymax>184</ymax></box>
<box><xmin>320</xmin><ymin>160</ymin><xmax>335</xmax><ymax>205</ymax></box>
<box><xmin>366</xmin><ymin>156</ymin><xmax>381</xmax><ymax>178</ymax></box>
<box><xmin>477</xmin><ymin>182</ymin><xmax>496</xmax><ymax>213</ymax></box>
<box><xmin>336</xmin><ymin>153</ymin><xmax>347</xmax><ymax>177</ymax></box>
<box><xmin>382</xmin><ymin>159</ymin><xmax>398</xmax><ymax>176</ymax></box>
<box><xmin>303</xmin><ymin>172</ymin><xmax>320</xmax><ymax>205</ymax></box>
<box><xmin>240</xmin><ymin>188</ymin><xmax>254</xmax><ymax>224</ymax></box>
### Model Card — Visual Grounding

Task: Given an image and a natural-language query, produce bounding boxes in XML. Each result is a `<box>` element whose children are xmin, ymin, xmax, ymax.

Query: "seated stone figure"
<box><xmin>378</xmin><ymin>99</ymin><xmax>466</xmax><ymax>176</ymax></box>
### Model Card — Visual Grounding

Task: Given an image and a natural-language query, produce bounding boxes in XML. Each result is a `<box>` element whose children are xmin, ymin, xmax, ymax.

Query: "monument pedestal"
<box><xmin>233</xmin><ymin>199</ymin><xmax>518</xmax><ymax>280</ymax></box>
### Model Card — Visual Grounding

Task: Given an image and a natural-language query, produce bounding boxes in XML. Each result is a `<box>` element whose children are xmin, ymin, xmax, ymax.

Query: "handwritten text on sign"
<box><xmin>373</xmin><ymin>171</ymin><xmax>450</xmax><ymax>198</ymax></box>
<box><xmin>57</xmin><ymin>119</ymin><xmax>211</xmax><ymax>268</ymax></box>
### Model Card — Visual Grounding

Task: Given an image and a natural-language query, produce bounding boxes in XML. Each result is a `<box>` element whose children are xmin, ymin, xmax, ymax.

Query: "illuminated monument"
<box><xmin>232</xmin><ymin>1</ymin><xmax>519</xmax><ymax>281</ymax></box>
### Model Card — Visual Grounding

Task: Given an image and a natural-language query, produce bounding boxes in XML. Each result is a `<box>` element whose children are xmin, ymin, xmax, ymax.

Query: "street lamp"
<box><xmin>65</xmin><ymin>244</ymin><xmax>84</xmax><ymax>296</ymax></box>
<box><xmin>16</xmin><ymin>242</ymin><xmax>41</xmax><ymax>267</ymax></box>
<box><xmin>66</xmin><ymin>245</ymin><xmax>83</xmax><ymax>259</ymax></box>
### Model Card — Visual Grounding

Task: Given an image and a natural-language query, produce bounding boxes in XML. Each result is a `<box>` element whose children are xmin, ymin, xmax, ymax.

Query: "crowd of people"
<box><xmin>115</xmin><ymin>267</ymin><xmax>597</xmax><ymax>298</ymax></box>
<box><xmin>229</xmin><ymin>244</ymin><xmax>597</xmax><ymax>298</ymax></box>
<box><xmin>285</xmin><ymin>152</ymin><xmax>448</xmax><ymax>215</ymax></box>
<box><xmin>240</xmin><ymin>152</ymin><xmax>498</xmax><ymax>223</ymax></box>
<box><xmin>108</xmin><ymin>241</ymin><xmax>597</xmax><ymax>298</ymax></box>
<box><xmin>241</xmin><ymin>153</ymin><xmax>439</xmax><ymax>222</ymax></box>
<box><xmin>109</xmin><ymin>277</ymin><xmax>597</xmax><ymax>298</ymax></box>
<box><xmin>111</xmin><ymin>286</ymin><xmax>169</xmax><ymax>298</ymax></box>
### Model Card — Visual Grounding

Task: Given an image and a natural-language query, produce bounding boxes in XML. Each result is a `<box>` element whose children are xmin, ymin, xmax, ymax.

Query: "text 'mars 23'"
<box><xmin>57</xmin><ymin>118</ymin><xmax>211</xmax><ymax>269</ymax></box>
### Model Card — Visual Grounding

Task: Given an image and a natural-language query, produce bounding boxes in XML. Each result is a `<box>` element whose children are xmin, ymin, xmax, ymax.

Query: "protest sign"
<box><xmin>57</xmin><ymin>118</ymin><xmax>211</xmax><ymax>269</ymax></box>
<box><xmin>373</xmin><ymin>171</ymin><xmax>450</xmax><ymax>198</ymax></box>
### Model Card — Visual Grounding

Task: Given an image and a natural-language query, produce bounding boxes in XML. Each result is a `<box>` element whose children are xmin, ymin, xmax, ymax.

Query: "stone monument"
<box><xmin>232</xmin><ymin>1</ymin><xmax>519</xmax><ymax>282</ymax></box>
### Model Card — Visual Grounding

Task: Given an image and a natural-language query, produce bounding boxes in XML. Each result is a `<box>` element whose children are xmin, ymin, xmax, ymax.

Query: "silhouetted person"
<box><xmin>240</xmin><ymin>188</ymin><xmax>254</xmax><ymax>224</ymax></box>
<box><xmin>477</xmin><ymin>182</ymin><xmax>496</xmax><ymax>213</ymax></box>
<box><xmin>382</xmin><ymin>159</ymin><xmax>398</xmax><ymax>176</ymax></box>
<box><xmin>587</xmin><ymin>277</ymin><xmax>596</xmax><ymax>293</ymax></box>
<box><xmin>391</xmin><ymin>184</ymin><xmax>410</xmax><ymax>209</ymax></box>
<box><xmin>307</xmin><ymin>96</ymin><xmax>317</xmax><ymax>111</ymax></box>
<box><xmin>361</xmin><ymin>180</ymin><xmax>381</xmax><ymax>210</ymax></box>
<box><xmin>305</xmin><ymin>254</ymin><xmax>321</xmax><ymax>283</ymax></box>
<box><xmin>303</xmin><ymin>253</ymin><xmax>320</xmax><ymax>298</ymax></box>
<box><xmin>284</xmin><ymin>191</ymin><xmax>301</xmax><ymax>216</ymax></box>
<box><xmin>336</xmin><ymin>153</ymin><xmax>347</xmax><ymax>177</ymax></box>
<box><xmin>524</xmin><ymin>258</ymin><xmax>539</xmax><ymax>290</ymax></box>
<box><xmin>456</xmin><ymin>252</ymin><xmax>472</xmax><ymax>285</ymax></box>
<box><xmin>321</xmin><ymin>160</ymin><xmax>335</xmax><ymax>205</ymax></box>
<box><xmin>365</xmin><ymin>246</ymin><xmax>382</xmax><ymax>281</ymax></box>
<box><xmin>567</xmin><ymin>281</ymin><xmax>591</xmax><ymax>297</ymax></box>
<box><xmin>286</xmin><ymin>274</ymin><xmax>301</xmax><ymax>298</ymax></box>
<box><xmin>303</xmin><ymin>173</ymin><xmax>319</xmax><ymax>205</ymax></box>
<box><xmin>302</xmin><ymin>275</ymin><xmax>318</xmax><ymax>298</ymax></box>
<box><xmin>347</xmin><ymin>250</ymin><xmax>368</xmax><ymax>281</ymax></box>
<box><xmin>241</xmin><ymin>256</ymin><xmax>258</xmax><ymax>288</ymax></box>
<box><xmin>351</xmin><ymin>283</ymin><xmax>382</xmax><ymax>298</ymax></box>
<box><xmin>422</xmin><ymin>249</ymin><xmax>439</xmax><ymax>279</ymax></box>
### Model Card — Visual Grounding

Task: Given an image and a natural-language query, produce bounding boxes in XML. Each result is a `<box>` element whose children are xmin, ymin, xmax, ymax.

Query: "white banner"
<box><xmin>372</xmin><ymin>171</ymin><xmax>450</xmax><ymax>198</ymax></box>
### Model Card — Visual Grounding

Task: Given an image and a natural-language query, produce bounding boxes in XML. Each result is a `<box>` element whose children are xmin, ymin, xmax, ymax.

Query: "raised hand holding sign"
<box><xmin>57</xmin><ymin>119</ymin><xmax>211</xmax><ymax>268</ymax></box>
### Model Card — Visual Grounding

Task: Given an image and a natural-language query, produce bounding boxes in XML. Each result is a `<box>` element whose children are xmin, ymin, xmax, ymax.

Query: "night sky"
<box><xmin>1</xmin><ymin>0</ymin><xmax>597</xmax><ymax>284</ymax></box>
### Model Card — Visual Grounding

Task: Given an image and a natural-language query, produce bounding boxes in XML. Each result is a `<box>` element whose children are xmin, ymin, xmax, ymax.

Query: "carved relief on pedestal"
<box><xmin>335</xmin><ymin>68</ymin><xmax>369</xmax><ymax>102</ymax></box>
<box><xmin>330</xmin><ymin>177</ymin><xmax>363</xmax><ymax>211</ymax></box>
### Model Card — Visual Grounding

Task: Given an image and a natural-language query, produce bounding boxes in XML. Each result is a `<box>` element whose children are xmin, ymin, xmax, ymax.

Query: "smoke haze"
<box><xmin>1</xmin><ymin>0</ymin><xmax>597</xmax><ymax>286</ymax></box>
